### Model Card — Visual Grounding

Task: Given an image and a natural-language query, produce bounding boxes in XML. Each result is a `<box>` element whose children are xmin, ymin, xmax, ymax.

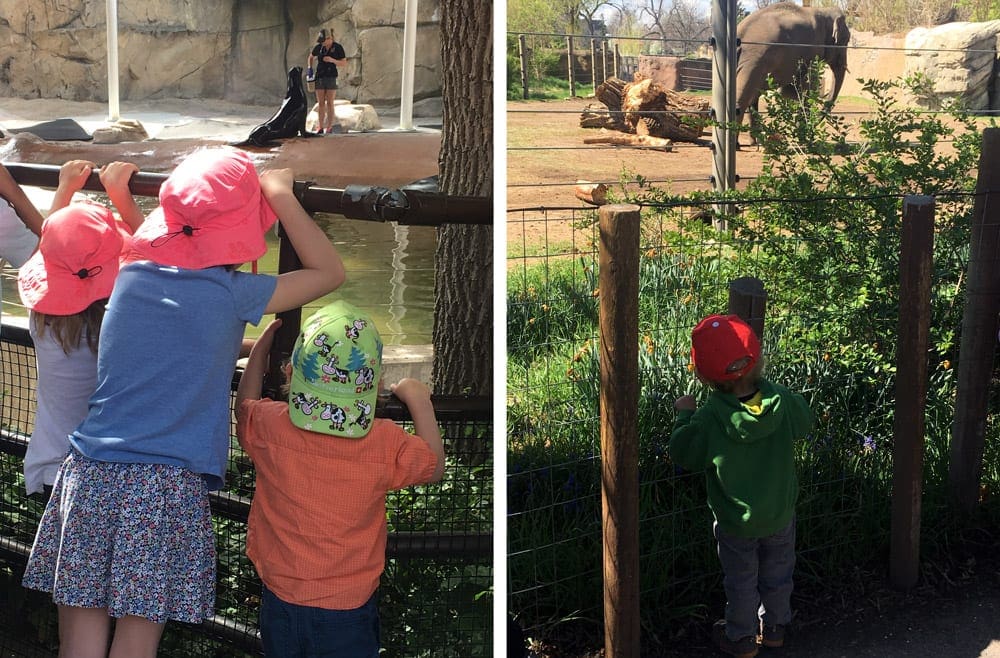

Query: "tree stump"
<box><xmin>586</xmin><ymin>76</ymin><xmax>710</xmax><ymax>144</ymax></box>
<box><xmin>622</xmin><ymin>79</ymin><xmax>710</xmax><ymax>143</ymax></box>
<box><xmin>596</xmin><ymin>77</ymin><xmax>628</xmax><ymax>125</ymax></box>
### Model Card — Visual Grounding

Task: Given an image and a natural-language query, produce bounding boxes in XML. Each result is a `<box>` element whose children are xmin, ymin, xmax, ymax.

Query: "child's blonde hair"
<box><xmin>31</xmin><ymin>300</ymin><xmax>107</xmax><ymax>355</ymax></box>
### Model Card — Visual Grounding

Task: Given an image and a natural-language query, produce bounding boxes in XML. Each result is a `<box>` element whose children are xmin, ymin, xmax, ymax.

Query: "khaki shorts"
<box><xmin>315</xmin><ymin>77</ymin><xmax>339</xmax><ymax>90</ymax></box>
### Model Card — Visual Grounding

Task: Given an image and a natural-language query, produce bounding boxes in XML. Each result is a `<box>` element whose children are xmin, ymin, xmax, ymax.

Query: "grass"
<box><xmin>508</xmin><ymin>76</ymin><xmax>596</xmax><ymax>101</ymax></box>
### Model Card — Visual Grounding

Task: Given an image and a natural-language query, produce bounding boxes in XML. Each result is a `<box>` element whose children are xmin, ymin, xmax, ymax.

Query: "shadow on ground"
<box><xmin>524</xmin><ymin>540</ymin><xmax>1000</xmax><ymax>657</ymax></box>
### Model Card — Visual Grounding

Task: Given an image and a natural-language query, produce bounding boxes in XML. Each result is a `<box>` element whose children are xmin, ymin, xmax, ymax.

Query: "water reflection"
<box><xmin>1</xmin><ymin>194</ymin><xmax>436</xmax><ymax>346</ymax></box>
<box><xmin>285</xmin><ymin>213</ymin><xmax>436</xmax><ymax>346</ymax></box>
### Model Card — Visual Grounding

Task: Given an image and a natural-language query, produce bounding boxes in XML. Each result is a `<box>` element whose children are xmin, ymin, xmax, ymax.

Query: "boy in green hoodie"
<box><xmin>669</xmin><ymin>314</ymin><xmax>813</xmax><ymax>658</ymax></box>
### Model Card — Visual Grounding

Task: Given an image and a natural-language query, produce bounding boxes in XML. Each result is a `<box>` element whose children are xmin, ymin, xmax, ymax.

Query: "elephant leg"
<box><xmin>745</xmin><ymin>95</ymin><xmax>761</xmax><ymax>147</ymax></box>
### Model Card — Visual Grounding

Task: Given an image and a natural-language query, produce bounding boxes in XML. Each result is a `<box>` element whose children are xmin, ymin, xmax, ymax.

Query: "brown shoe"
<box><xmin>712</xmin><ymin>619</ymin><xmax>759</xmax><ymax>658</ymax></box>
<box><xmin>760</xmin><ymin>623</ymin><xmax>785</xmax><ymax>648</ymax></box>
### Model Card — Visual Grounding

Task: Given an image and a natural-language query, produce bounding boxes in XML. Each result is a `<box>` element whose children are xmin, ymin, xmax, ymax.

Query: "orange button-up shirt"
<box><xmin>238</xmin><ymin>399</ymin><xmax>439</xmax><ymax>609</ymax></box>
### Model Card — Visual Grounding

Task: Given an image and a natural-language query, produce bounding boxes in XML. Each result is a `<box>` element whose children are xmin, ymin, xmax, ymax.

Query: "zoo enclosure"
<box><xmin>0</xmin><ymin>164</ymin><xmax>493</xmax><ymax>657</ymax></box>
<box><xmin>509</xmin><ymin>9</ymin><xmax>1000</xmax><ymax>200</ymax></box>
<box><xmin>507</xmin><ymin>145</ymin><xmax>1000</xmax><ymax>652</ymax></box>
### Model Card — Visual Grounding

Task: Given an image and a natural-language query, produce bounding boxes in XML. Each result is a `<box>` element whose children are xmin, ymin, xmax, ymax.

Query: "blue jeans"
<box><xmin>260</xmin><ymin>586</ymin><xmax>380</xmax><ymax>657</ymax></box>
<box><xmin>714</xmin><ymin>516</ymin><xmax>796</xmax><ymax>641</ymax></box>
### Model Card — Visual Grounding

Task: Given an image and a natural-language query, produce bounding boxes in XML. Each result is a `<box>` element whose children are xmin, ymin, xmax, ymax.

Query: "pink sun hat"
<box><xmin>127</xmin><ymin>147</ymin><xmax>277</xmax><ymax>269</ymax></box>
<box><xmin>18</xmin><ymin>201</ymin><xmax>129</xmax><ymax>316</ymax></box>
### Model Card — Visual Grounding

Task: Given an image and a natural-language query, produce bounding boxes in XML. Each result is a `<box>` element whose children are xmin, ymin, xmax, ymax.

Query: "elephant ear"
<box><xmin>831</xmin><ymin>12</ymin><xmax>850</xmax><ymax>47</ymax></box>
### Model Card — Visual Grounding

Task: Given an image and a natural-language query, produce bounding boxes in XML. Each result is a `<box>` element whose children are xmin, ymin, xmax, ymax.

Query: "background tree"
<box><xmin>636</xmin><ymin>0</ymin><xmax>710</xmax><ymax>55</ymax></box>
<box><xmin>508</xmin><ymin>0</ymin><xmax>563</xmax><ymax>35</ymax></box>
<box><xmin>433</xmin><ymin>0</ymin><xmax>493</xmax><ymax>396</ymax></box>
<box><xmin>604</xmin><ymin>2</ymin><xmax>648</xmax><ymax>56</ymax></box>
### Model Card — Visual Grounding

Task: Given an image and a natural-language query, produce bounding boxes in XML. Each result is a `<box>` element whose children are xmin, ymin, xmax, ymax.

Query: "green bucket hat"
<box><xmin>289</xmin><ymin>301</ymin><xmax>383</xmax><ymax>438</ymax></box>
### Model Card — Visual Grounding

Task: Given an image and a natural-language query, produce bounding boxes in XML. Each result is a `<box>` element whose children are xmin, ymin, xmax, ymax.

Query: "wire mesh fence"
<box><xmin>0</xmin><ymin>322</ymin><xmax>492</xmax><ymax>656</ymax></box>
<box><xmin>506</xmin><ymin>189</ymin><xmax>1000</xmax><ymax>648</ymax></box>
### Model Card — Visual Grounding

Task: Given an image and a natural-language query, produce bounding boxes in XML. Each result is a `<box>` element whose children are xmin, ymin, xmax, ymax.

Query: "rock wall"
<box><xmin>904</xmin><ymin>21</ymin><xmax>1000</xmax><ymax>110</ymax></box>
<box><xmin>0</xmin><ymin>0</ymin><xmax>442</xmax><ymax>109</ymax></box>
<box><xmin>637</xmin><ymin>56</ymin><xmax>711</xmax><ymax>92</ymax></box>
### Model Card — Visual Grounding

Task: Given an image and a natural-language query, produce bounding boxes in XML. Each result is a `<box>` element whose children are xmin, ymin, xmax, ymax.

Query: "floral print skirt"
<box><xmin>22</xmin><ymin>449</ymin><xmax>216</xmax><ymax>624</ymax></box>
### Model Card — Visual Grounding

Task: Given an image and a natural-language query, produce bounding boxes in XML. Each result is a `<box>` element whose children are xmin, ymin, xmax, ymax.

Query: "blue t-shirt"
<box><xmin>71</xmin><ymin>261</ymin><xmax>276</xmax><ymax>490</ymax></box>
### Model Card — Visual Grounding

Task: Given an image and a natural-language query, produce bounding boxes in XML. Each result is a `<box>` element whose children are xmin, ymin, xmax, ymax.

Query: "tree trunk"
<box><xmin>432</xmin><ymin>0</ymin><xmax>493</xmax><ymax>397</ymax></box>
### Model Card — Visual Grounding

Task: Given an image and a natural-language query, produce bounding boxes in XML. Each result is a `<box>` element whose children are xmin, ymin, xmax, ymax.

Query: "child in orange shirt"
<box><xmin>236</xmin><ymin>301</ymin><xmax>444</xmax><ymax>656</ymax></box>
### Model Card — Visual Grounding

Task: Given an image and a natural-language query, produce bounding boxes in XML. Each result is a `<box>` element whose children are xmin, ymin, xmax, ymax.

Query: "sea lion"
<box><xmin>240</xmin><ymin>66</ymin><xmax>312</xmax><ymax>147</ymax></box>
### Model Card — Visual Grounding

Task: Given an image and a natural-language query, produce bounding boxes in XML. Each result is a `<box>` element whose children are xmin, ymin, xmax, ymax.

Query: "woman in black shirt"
<box><xmin>308</xmin><ymin>29</ymin><xmax>348</xmax><ymax>134</ymax></box>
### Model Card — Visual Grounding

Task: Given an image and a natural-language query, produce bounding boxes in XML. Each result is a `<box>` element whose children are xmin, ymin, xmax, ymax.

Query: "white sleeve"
<box><xmin>0</xmin><ymin>200</ymin><xmax>39</xmax><ymax>268</ymax></box>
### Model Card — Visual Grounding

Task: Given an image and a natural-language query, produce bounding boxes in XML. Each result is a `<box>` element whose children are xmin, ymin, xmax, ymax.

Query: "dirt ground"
<box><xmin>505</xmin><ymin>95</ymin><xmax>878</xmax><ymax>254</ymax></box>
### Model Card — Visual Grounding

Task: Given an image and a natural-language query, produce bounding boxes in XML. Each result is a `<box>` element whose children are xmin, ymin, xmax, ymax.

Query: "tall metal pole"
<box><xmin>710</xmin><ymin>0</ymin><xmax>737</xmax><ymax>229</ymax></box>
<box><xmin>106</xmin><ymin>0</ymin><xmax>120</xmax><ymax>121</ymax></box>
<box><xmin>399</xmin><ymin>0</ymin><xmax>419</xmax><ymax>130</ymax></box>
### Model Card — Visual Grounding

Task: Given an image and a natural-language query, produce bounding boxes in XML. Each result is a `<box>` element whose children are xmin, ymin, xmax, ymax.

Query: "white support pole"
<box><xmin>398</xmin><ymin>0</ymin><xmax>418</xmax><ymax>131</ymax></box>
<box><xmin>106</xmin><ymin>0</ymin><xmax>120</xmax><ymax>121</ymax></box>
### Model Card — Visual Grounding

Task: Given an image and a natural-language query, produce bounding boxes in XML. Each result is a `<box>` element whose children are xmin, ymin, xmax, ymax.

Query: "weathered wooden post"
<box><xmin>591</xmin><ymin>38</ymin><xmax>599</xmax><ymax>90</ymax></box>
<box><xmin>518</xmin><ymin>34</ymin><xmax>529</xmax><ymax>100</ymax></box>
<box><xmin>890</xmin><ymin>195</ymin><xmax>935</xmax><ymax>589</ymax></box>
<box><xmin>601</xmin><ymin>40</ymin><xmax>609</xmax><ymax>82</ymax></box>
<box><xmin>613</xmin><ymin>42</ymin><xmax>621</xmax><ymax>79</ymax></box>
<box><xmin>567</xmin><ymin>35</ymin><xmax>577</xmax><ymax>97</ymax></box>
<box><xmin>599</xmin><ymin>204</ymin><xmax>641</xmax><ymax>657</ymax></box>
<box><xmin>950</xmin><ymin>128</ymin><xmax>1000</xmax><ymax>512</ymax></box>
<box><xmin>728</xmin><ymin>276</ymin><xmax>767</xmax><ymax>340</ymax></box>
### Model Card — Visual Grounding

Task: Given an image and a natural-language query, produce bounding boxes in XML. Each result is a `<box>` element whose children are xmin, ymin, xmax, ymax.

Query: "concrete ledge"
<box><xmin>382</xmin><ymin>344</ymin><xmax>433</xmax><ymax>383</ymax></box>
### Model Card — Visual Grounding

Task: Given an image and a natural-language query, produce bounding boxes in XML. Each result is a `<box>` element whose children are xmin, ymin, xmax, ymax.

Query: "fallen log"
<box><xmin>622</xmin><ymin>78</ymin><xmax>710</xmax><ymax>143</ymax></box>
<box><xmin>595</xmin><ymin>77</ymin><xmax>627</xmax><ymax>119</ymax></box>
<box><xmin>579</xmin><ymin>104</ymin><xmax>625</xmax><ymax>131</ymax></box>
<box><xmin>583</xmin><ymin>133</ymin><xmax>674</xmax><ymax>152</ymax></box>
<box><xmin>574</xmin><ymin>181</ymin><xmax>609</xmax><ymax>206</ymax></box>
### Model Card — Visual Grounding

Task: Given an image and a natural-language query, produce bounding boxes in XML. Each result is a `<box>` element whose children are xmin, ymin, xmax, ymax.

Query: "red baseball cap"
<box><xmin>691</xmin><ymin>314</ymin><xmax>761</xmax><ymax>382</ymax></box>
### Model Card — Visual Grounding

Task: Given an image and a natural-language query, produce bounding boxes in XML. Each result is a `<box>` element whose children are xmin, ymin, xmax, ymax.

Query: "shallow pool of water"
<box><xmin>1</xmin><ymin>193</ymin><xmax>436</xmax><ymax>346</ymax></box>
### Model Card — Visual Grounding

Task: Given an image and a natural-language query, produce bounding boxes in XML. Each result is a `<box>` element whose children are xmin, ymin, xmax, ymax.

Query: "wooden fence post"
<box><xmin>613</xmin><ymin>42</ymin><xmax>621</xmax><ymax>79</ymax></box>
<box><xmin>591</xmin><ymin>38</ymin><xmax>599</xmax><ymax>89</ymax></box>
<box><xmin>567</xmin><ymin>35</ymin><xmax>576</xmax><ymax>97</ymax></box>
<box><xmin>727</xmin><ymin>277</ymin><xmax>767</xmax><ymax>341</ymax></box>
<box><xmin>601</xmin><ymin>40</ymin><xmax>608</xmax><ymax>82</ymax></box>
<box><xmin>599</xmin><ymin>204</ymin><xmax>641</xmax><ymax>657</ymax></box>
<box><xmin>890</xmin><ymin>195</ymin><xmax>935</xmax><ymax>589</ymax></box>
<box><xmin>518</xmin><ymin>34</ymin><xmax>529</xmax><ymax>100</ymax></box>
<box><xmin>950</xmin><ymin>128</ymin><xmax>1000</xmax><ymax>513</ymax></box>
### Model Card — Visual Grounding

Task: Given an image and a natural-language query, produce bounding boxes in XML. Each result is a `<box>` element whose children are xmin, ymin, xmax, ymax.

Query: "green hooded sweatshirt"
<box><xmin>668</xmin><ymin>379</ymin><xmax>814</xmax><ymax>538</ymax></box>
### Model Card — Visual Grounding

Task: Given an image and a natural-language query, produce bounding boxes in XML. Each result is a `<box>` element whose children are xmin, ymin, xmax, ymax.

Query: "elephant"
<box><xmin>735</xmin><ymin>2</ymin><xmax>850</xmax><ymax>144</ymax></box>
